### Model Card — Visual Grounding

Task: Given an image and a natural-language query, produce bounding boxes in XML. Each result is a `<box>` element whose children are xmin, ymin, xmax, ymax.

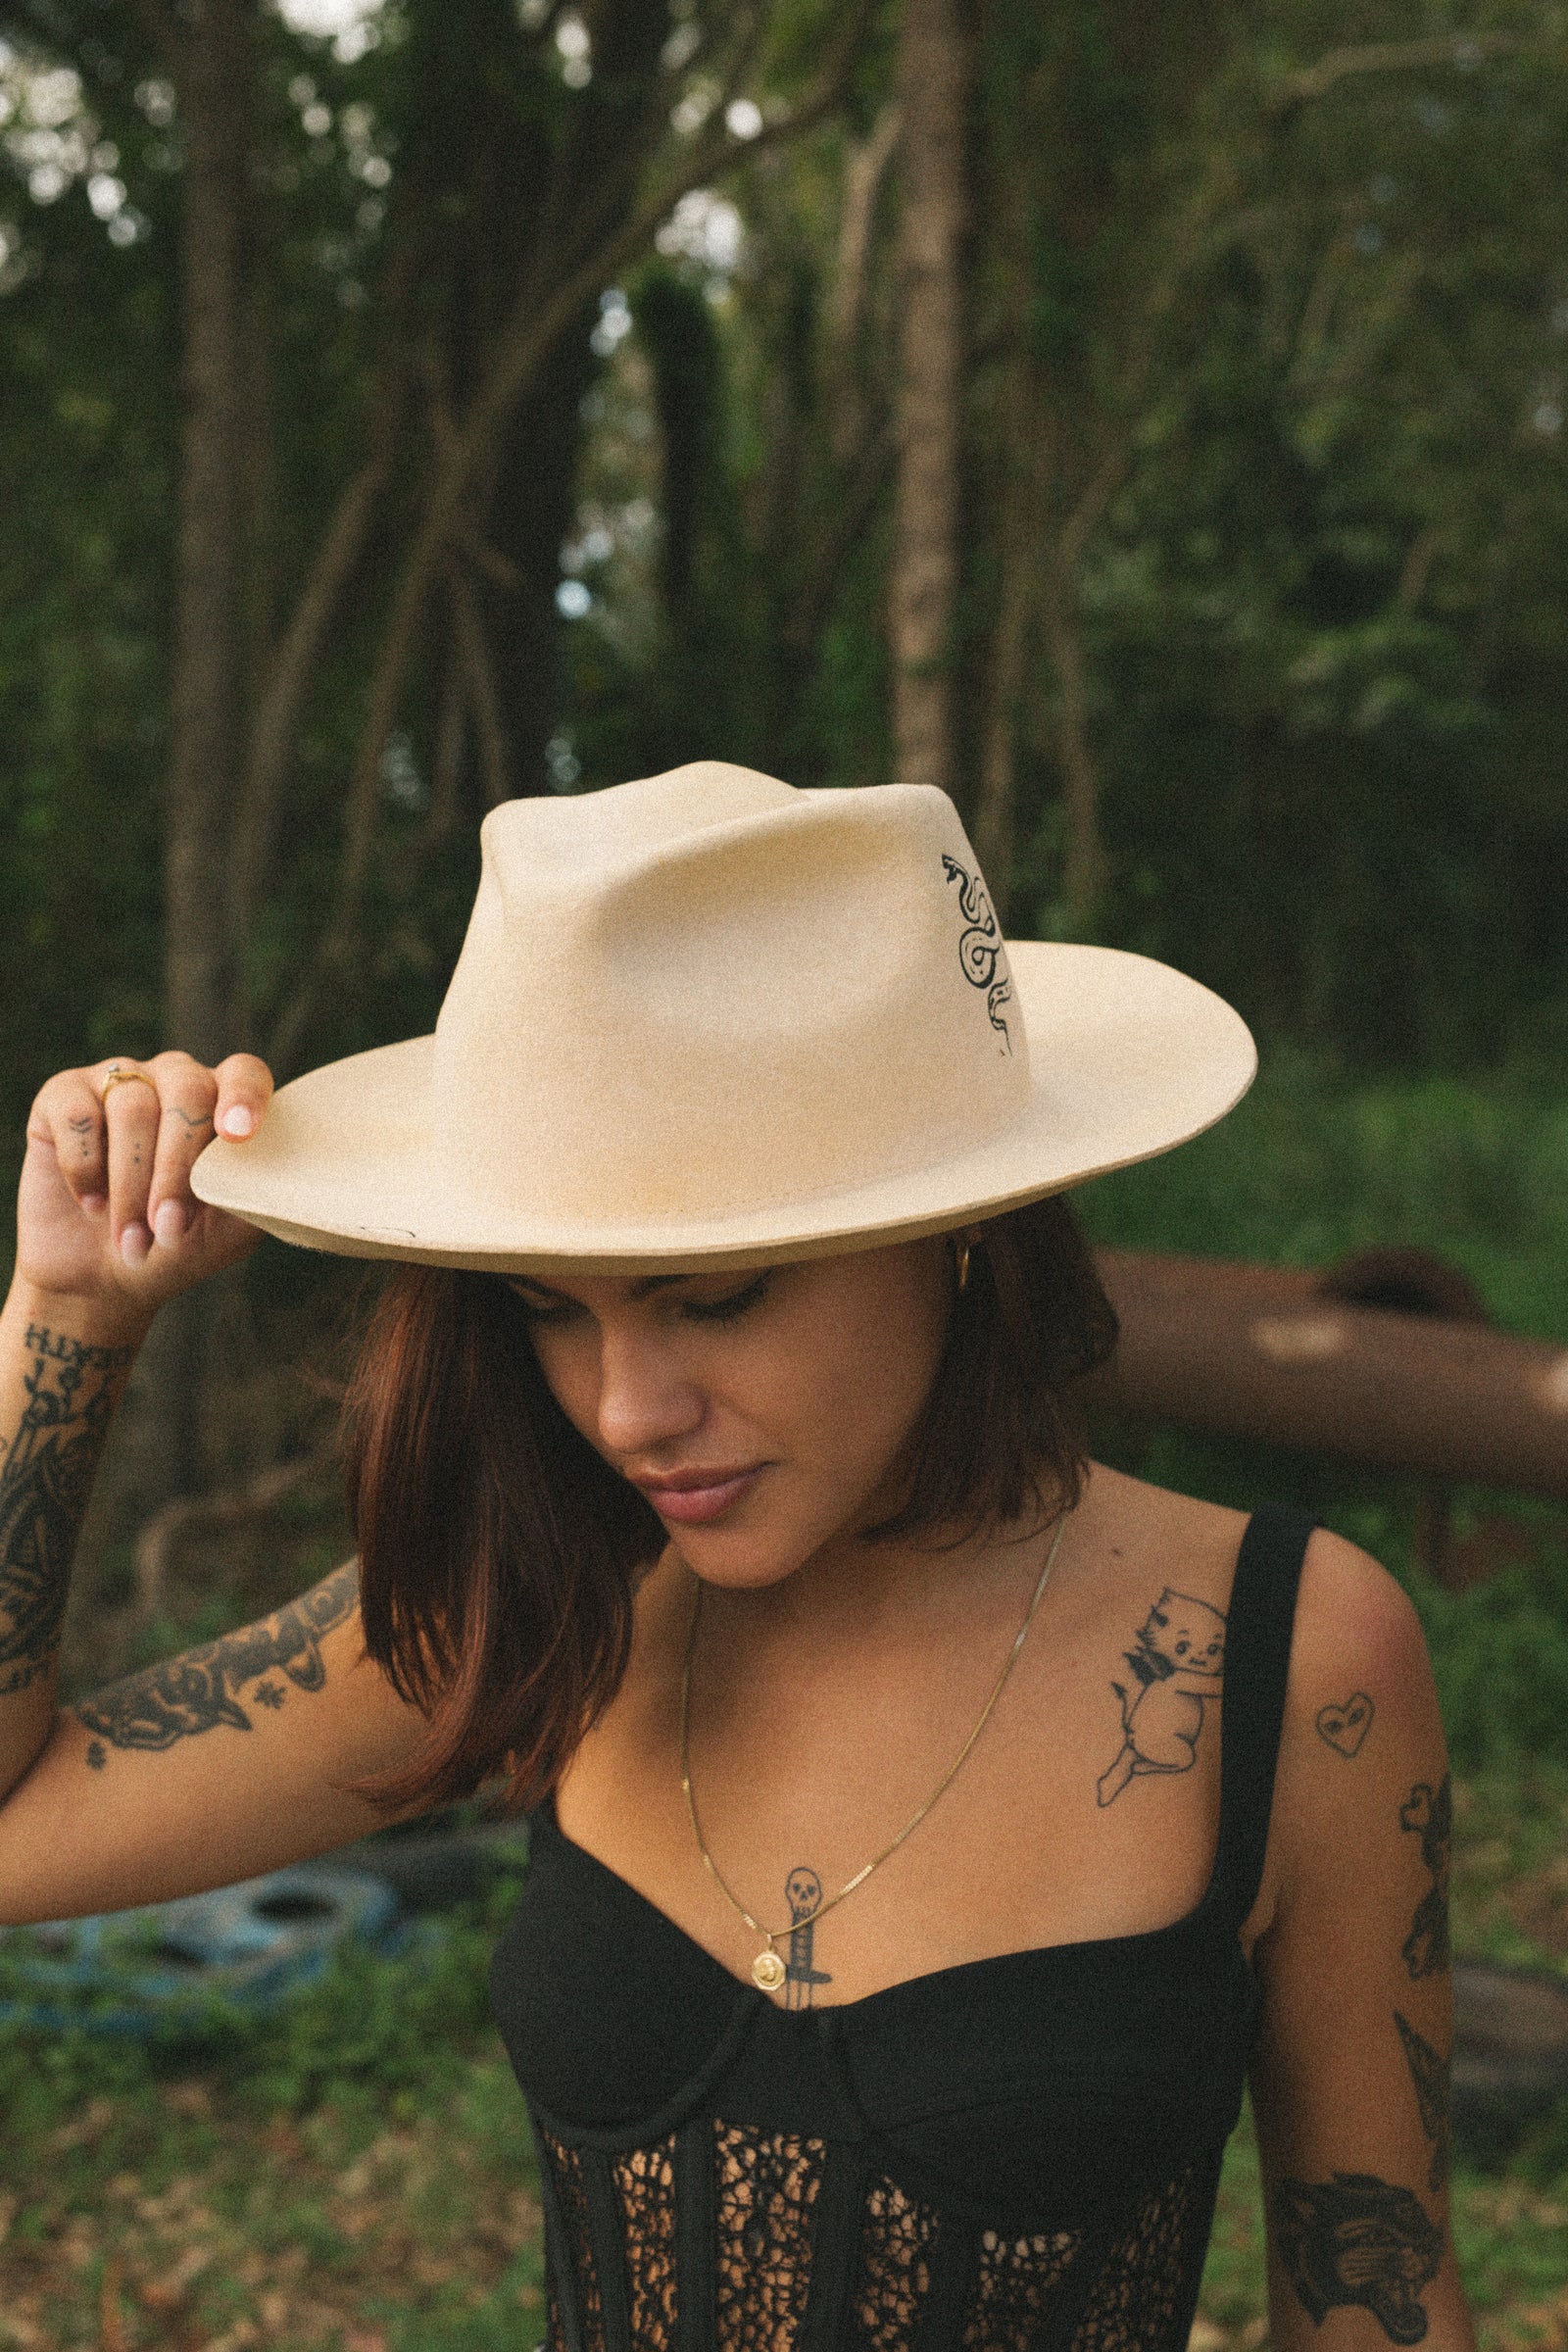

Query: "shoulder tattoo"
<box><xmin>1097</xmin><ymin>1588</ymin><xmax>1226</xmax><ymax>1807</ymax></box>
<box><xmin>1314</xmin><ymin>1690</ymin><xmax>1375</xmax><ymax>1756</ymax></box>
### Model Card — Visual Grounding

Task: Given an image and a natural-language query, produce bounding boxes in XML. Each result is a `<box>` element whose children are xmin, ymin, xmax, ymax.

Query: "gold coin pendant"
<box><xmin>752</xmin><ymin>1949</ymin><xmax>787</xmax><ymax>1993</ymax></box>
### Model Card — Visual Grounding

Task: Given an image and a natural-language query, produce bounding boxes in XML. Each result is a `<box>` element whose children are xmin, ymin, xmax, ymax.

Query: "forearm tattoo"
<box><xmin>75</xmin><ymin>1563</ymin><xmax>358</xmax><ymax>1764</ymax></box>
<box><xmin>0</xmin><ymin>1325</ymin><xmax>133</xmax><ymax>1694</ymax></box>
<box><xmin>1273</xmin><ymin>2172</ymin><xmax>1443</xmax><ymax>2343</ymax></box>
<box><xmin>1398</xmin><ymin>1775</ymin><xmax>1451</xmax><ymax>1980</ymax></box>
<box><xmin>1394</xmin><ymin>2010</ymin><xmax>1450</xmax><ymax>2193</ymax></box>
<box><xmin>1097</xmin><ymin>1588</ymin><xmax>1226</xmax><ymax>1806</ymax></box>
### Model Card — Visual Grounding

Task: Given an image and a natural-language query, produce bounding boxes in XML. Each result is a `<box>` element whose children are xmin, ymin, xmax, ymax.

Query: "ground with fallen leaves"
<box><xmin>0</xmin><ymin>1775</ymin><xmax>1563</xmax><ymax>2351</ymax></box>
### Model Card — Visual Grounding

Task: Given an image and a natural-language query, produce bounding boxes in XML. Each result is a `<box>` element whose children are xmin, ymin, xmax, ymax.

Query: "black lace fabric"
<box><xmin>852</xmin><ymin>2176</ymin><xmax>942</xmax><ymax>2347</ymax></box>
<box><xmin>1069</xmin><ymin>2162</ymin><xmax>1200</xmax><ymax>2352</ymax></box>
<box><xmin>540</xmin><ymin>2129</ymin><xmax>1207</xmax><ymax>2352</ymax></box>
<box><xmin>613</xmin><ymin>2133</ymin><xmax>680</xmax><ymax>2347</ymax></box>
<box><xmin>713</xmin><ymin>2121</ymin><xmax>827</xmax><ymax>2350</ymax></box>
<box><xmin>959</xmin><ymin>2221</ymin><xmax>1080</xmax><ymax>2351</ymax></box>
<box><xmin>542</xmin><ymin>2130</ymin><xmax>606</xmax><ymax>2352</ymax></box>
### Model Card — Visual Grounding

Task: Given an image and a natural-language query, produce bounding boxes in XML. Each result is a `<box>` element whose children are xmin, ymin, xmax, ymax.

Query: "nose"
<box><xmin>593</xmin><ymin>1317</ymin><xmax>707</xmax><ymax>1460</ymax></box>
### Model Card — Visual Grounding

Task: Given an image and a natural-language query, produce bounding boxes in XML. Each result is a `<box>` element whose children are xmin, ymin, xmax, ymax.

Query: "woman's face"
<box><xmin>510</xmin><ymin>1240</ymin><xmax>953</xmax><ymax>1588</ymax></box>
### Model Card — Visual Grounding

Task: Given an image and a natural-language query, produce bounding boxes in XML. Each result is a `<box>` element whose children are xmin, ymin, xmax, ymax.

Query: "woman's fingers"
<box><xmin>143</xmin><ymin>1053</ymin><xmax>221</xmax><ymax>1255</ymax></box>
<box><xmin>211</xmin><ymin>1053</ymin><xmax>274</xmax><ymax>1143</ymax></box>
<box><xmin>100</xmin><ymin>1063</ymin><xmax>167</xmax><ymax>1263</ymax></box>
<box><xmin>54</xmin><ymin>1053</ymin><xmax>274</xmax><ymax>1263</ymax></box>
<box><xmin>20</xmin><ymin>1052</ymin><xmax>274</xmax><ymax>1309</ymax></box>
<box><xmin>29</xmin><ymin>1070</ymin><xmax>112</xmax><ymax>1210</ymax></box>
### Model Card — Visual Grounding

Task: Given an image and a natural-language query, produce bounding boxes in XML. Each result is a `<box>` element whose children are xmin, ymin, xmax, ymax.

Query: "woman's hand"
<box><xmin>16</xmin><ymin>1053</ymin><xmax>274</xmax><ymax>1336</ymax></box>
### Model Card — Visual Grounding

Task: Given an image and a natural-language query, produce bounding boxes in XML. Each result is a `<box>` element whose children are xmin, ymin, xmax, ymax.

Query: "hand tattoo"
<box><xmin>1315</xmin><ymin>1691</ymin><xmax>1374</xmax><ymax>1757</ymax></box>
<box><xmin>1398</xmin><ymin>1776</ymin><xmax>1451</xmax><ymax>1980</ymax></box>
<box><xmin>1097</xmin><ymin>1589</ymin><xmax>1226</xmax><ymax>1806</ymax></box>
<box><xmin>0</xmin><ymin>1327</ymin><xmax>133</xmax><ymax>1693</ymax></box>
<box><xmin>1393</xmin><ymin>2011</ymin><xmax>1450</xmax><ymax>2192</ymax></box>
<box><xmin>1273</xmin><ymin>2172</ymin><xmax>1443</xmax><ymax>2343</ymax></box>
<box><xmin>75</xmin><ymin>1564</ymin><xmax>358</xmax><ymax>1756</ymax></box>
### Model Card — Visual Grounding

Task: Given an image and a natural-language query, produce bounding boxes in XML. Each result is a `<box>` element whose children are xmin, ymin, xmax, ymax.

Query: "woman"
<box><xmin>0</xmin><ymin>762</ymin><xmax>1471</xmax><ymax>2352</ymax></box>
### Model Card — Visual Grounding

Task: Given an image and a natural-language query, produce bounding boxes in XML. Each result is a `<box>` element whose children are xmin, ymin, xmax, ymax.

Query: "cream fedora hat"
<box><xmin>191</xmin><ymin>760</ymin><xmax>1255</xmax><ymax>1273</ymax></box>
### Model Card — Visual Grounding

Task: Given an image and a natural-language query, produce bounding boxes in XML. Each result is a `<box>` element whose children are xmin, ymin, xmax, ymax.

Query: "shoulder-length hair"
<box><xmin>343</xmin><ymin>1194</ymin><xmax>1117</xmax><ymax>1817</ymax></box>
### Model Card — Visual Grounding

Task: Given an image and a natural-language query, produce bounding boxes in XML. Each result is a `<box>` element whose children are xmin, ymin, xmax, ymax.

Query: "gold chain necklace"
<box><xmin>679</xmin><ymin>1518</ymin><xmax>1066</xmax><ymax>1993</ymax></box>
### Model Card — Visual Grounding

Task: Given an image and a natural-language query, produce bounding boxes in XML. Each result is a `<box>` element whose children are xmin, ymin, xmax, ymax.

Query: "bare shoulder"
<box><xmin>1280</xmin><ymin>1524</ymin><xmax>1443</xmax><ymax>1789</ymax></box>
<box><xmin>1261</xmin><ymin>1524</ymin><xmax>1446</xmax><ymax>1930</ymax></box>
<box><xmin>1070</xmin><ymin>1459</ymin><xmax>1251</xmax><ymax>1612</ymax></box>
<box><xmin>1288</xmin><ymin>1523</ymin><xmax>1432</xmax><ymax>1704</ymax></box>
<box><xmin>1078</xmin><ymin>1466</ymin><xmax>1430</xmax><ymax>1693</ymax></box>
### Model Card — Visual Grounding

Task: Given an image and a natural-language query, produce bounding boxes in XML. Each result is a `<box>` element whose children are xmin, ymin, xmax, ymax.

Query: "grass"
<box><xmin>0</xmin><ymin>1881</ymin><xmax>547</xmax><ymax>2351</ymax></box>
<box><xmin>1</xmin><ymin>1787</ymin><xmax>1565</xmax><ymax>2350</ymax></box>
<box><xmin>3</xmin><ymin>1052</ymin><xmax>1567</xmax><ymax>2344</ymax></box>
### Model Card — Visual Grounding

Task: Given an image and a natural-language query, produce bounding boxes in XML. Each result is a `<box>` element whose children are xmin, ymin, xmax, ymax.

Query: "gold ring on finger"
<box><xmin>101</xmin><ymin>1065</ymin><xmax>160</xmax><ymax>1104</ymax></box>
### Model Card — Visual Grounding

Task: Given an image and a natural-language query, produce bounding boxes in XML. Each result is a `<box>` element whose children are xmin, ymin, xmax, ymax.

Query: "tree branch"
<box><xmin>270</xmin><ymin>0</ymin><xmax>875</xmax><ymax>1067</ymax></box>
<box><xmin>445</xmin><ymin>560</ymin><xmax>512</xmax><ymax>810</ymax></box>
<box><xmin>235</xmin><ymin>383</ymin><xmax>405</xmax><ymax>996</ymax></box>
<box><xmin>133</xmin><ymin>1449</ymin><xmax>329</xmax><ymax>1618</ymax></box>
<box><xmin>1274</xmin><ymin>31</ymin><xmax>1525</xmax><ymax>114</ymax></box>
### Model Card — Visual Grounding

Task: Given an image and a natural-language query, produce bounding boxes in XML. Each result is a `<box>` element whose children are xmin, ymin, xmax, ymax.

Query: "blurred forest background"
<box><xmin>4</xmin><ymin>4</ymin><xmax>1568</xmax><ymax>2342</ymax></box>
<box><xmin>4</xmin><ymin>0</ymin><xmax>1568</xmax><ymax>1524</ymax></box>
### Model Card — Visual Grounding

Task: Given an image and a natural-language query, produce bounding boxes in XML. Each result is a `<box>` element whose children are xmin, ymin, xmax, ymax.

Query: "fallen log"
<box><xmin>1085</xmin><ymin>1250</ymin><xmax>1568</xmax><ymax>1502</ymax></box>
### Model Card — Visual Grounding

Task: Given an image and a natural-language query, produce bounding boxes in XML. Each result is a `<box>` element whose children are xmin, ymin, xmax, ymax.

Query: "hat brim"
<box><xmin>190</xmin><ymin>942</ymin><xmax>1254</xmax><ymax>1274</ymax></box>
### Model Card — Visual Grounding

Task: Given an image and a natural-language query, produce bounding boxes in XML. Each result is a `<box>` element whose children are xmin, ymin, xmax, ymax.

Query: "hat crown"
<box><xmin>432</xmin><ymin>763</ymin><xmax>1027</xmax><ymax>1224</ymax></box>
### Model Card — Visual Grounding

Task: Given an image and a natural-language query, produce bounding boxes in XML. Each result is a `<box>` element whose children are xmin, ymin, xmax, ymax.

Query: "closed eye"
<box><xmin>507</xmin><ymin>1273</ymin><xmax>773</xmax><ymax>1328</ymax></box>
<box><xmin>512</xmin><ymin>1294</ymin><xmax>581</xmax><ymax>1328</ymax></box>
<box><xmin>682</xmin><ymin>1273</ymin><xmax>772</xmax><ymax>1325</ymax></box>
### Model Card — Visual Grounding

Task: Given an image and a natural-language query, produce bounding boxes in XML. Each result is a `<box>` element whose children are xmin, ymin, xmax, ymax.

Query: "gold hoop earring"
<box><xmin>955</xmin><ymin>1237</ymin><xmax>972</xmax><ymax>1294</ymax></box>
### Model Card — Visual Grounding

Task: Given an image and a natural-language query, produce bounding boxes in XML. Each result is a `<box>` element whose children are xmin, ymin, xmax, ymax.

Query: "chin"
<box><xmin>672</xmin><ymin>1534</ymin><xmax>814</xmax><ymax>1591</ymax></box>
<box><xmin>664</xmin><ymin>1499</ymin><xmax>845</xmax><ymax>1590</ymax></box>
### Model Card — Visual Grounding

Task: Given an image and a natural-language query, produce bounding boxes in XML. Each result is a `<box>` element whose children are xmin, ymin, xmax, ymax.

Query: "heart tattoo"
<box><xmin>1316</xmin><ymin>1691</ymin><xmax>1375</xmax><ymax>1757</ymax></box>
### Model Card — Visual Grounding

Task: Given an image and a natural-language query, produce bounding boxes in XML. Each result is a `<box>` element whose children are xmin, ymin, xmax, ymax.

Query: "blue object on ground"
<box><xmin>0</xmin><ymin>1864</ymin><xmax>406</xmax><ymax>2036</ymax></box>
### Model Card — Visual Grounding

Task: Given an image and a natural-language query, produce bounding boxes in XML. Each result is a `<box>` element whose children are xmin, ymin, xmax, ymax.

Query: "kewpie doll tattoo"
<box><xmin>1097</xmin><ymin>1590</ymin><xmax>1226</xmax><ymax>1807</ymax></box>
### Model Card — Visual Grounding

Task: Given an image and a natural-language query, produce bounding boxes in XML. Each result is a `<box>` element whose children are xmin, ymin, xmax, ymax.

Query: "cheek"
<box><xmin>766</xmin><ymin>1257</ymin><xmax>949</xmax><ymax>1477</ymax></box>
<box><xmin>526</xmin><ymin>1327</ymin><xmax>600</xmax><ymax>1439</ymax></box>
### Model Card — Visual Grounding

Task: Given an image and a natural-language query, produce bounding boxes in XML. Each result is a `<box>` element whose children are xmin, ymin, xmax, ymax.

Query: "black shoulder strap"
<box><xmin>1210</xmin><ymin>1502</ymin><xmax>1317</xmax><ymax>1931</ymax></box>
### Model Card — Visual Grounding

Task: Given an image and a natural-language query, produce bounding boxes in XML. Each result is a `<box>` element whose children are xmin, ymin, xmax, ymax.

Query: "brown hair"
<box><xmin>344</xmin><ymin>1194</ymin><xmax>1117</xmax><ymax>1815</ymax></box>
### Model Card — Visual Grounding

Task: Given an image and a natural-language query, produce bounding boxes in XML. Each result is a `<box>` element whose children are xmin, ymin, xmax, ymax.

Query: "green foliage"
<box><xmin>1079</xmin><ymin>1050</ymin><xmax>1568</xmax><ymax>1339</ymax></box>
<box><xmin>1410</xmin><ymin>1552</ymin><xmax>1568</xmax><ymax>1780</ymax></box>
<box><xmin>1080</xmin><ymin>1054</ymin><xmax>1568</xmax><ymax>1776</ymax></box>
<box><xmin>215</xmin><ymin>1865</ymin><xmax>524</xmax><ymax>2116</ymax></box>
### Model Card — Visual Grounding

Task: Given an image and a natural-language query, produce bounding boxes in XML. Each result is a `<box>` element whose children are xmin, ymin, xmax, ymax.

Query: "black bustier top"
<box><xmin>490</xmin><ymin>1506</ymin><xmax>1312</xmax><ymax>2352</ymax></box>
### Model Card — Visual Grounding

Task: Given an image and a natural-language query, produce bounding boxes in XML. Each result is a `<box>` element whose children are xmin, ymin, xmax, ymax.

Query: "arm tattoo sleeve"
<box><xmin>0</xmin><ymin>1326</ymin><xmax>133</xmax><ymax>1694</ymax></box>
<box><xmin>1394</xmin><ymin>2010</ymin><xmax>1451</xmax><ymax>2193</ymax></box>
<box><xmin>75</xmin><ymin>1563</ymin><xmax>360</xmax><ymax>1761</ymax></box>
<box><xmin>1273</xmin><ymin>2173</ymin><xmax>1444</xmax><ymax>2343</ymax></box>
<box><xmin>1398</xmin><ymin>1776</ymin><xmax>1452</xmax><ymax>1980</ymax></box>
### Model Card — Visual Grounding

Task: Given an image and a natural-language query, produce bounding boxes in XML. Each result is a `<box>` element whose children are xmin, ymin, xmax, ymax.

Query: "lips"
<box><xmin>629</xmin><ymin>1466</ymin><xmax>763</xmax><ymax>1524</ymax></box>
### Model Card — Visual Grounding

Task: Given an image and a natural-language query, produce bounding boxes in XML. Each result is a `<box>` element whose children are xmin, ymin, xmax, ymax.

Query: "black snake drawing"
<box><xmin>941</xmin><ymin>855</ymin><xmax>1013</xmax><ymax>1052</ymax></box>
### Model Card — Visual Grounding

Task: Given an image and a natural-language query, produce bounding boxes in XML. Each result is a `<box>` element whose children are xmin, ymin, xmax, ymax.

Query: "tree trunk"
<box><xmin>890</xmin><ymin>0</ymin><xmax>969</xmax><ymax>794</ymax></box>
<box><xmin>118</xmin><ymin>0</ymin><xmax>255</xmax><ymax>1521</ymax></box>
<box><xmin>168</xmin><ymin>0</ymin><xmax>250</xmax><ymax>1064</ymax></box>
<box><xmin>973</xmin><ymin>342</ymin><xmax>1048</xmax><ymax>915</ymax></box>
<box><xmin>1040</xmin><ymin>562</ymin><xmax>1105</xmax><ymax>937</ymax></box>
